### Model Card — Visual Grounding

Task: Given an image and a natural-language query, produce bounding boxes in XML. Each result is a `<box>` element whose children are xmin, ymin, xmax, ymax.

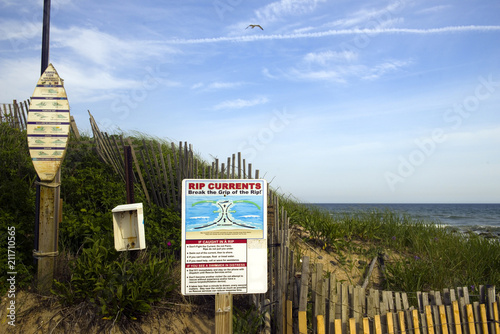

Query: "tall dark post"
<box><xmin>35</xmin><ymin>0</ymin><xmax>58</xmax><ymax>294</ymax></box>
<box><xmin>34</xmin><ymin>0</ymin><xmax>52</xmax><ymax>267</ymax></box>
<box><xmin>124</xmin><ymin>145</ymin><xmax>139</xmax><ymax>261</ymax></box>
<box><xmin>41</xmin><ymin>0</ymin><xmax>51</xmax><ymax>74</ymax></box>
<box><xmin>125</xmin><ymin>146</ymin><xmax>135</xmax><ymax>204</ymax></box>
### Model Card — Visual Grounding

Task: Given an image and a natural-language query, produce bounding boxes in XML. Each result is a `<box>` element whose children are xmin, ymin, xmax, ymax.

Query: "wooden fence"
<box><xmin>78</xmin><ymin>111</ymin><xmax>500</xmax><ymax>333</ymax></box>
<box><xmin>1</xmin><ymin>99</ymin><xmax>29</xmax><ymax>131</ymax></box>
<box><xmin>260</xmin><ymin>191</ymin><xmax>500</xmax><ymax>334</ymax></box>
<box><xmin>88</xmin><ymin>110</ymin><xmax>261</xmax><ymax>210</ymax></box>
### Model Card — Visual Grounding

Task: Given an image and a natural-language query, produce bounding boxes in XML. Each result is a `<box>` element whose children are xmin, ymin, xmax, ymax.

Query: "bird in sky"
<box><xmin>246</xmin><ymin>24</ymin><xmax>263</xmax><ymax>30</ymax></box>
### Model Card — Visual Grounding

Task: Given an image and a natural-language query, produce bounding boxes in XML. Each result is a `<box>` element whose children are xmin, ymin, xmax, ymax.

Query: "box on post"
<box><xmin>112</xmin><ymin>203</ymin><xmax>146</xmax><ymax>251</ymax></box>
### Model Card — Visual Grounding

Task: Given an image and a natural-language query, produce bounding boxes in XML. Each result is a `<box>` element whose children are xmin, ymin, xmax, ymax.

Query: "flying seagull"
<box><xmin>246</xmin><ymin>24</ymin><xmax>263</xmax><ymax>30</ymax></box>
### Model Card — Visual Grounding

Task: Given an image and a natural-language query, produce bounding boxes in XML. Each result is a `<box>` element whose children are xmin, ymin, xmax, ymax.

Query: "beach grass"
<box><xmin>281</xmin><ymin>197</ymin><xmax>500</xmax><ymax>293</ymax></box>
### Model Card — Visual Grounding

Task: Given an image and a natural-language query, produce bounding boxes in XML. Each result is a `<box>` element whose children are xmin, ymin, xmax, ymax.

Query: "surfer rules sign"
<box><xmin>181</xmin><ymin>179</ymin><xmax>268</xmax><ymax>295</ymax></box>
<box><xmin>27</xmin><ymin>63</ymin><xmax>70</xmax><ymax>181</ymax></box>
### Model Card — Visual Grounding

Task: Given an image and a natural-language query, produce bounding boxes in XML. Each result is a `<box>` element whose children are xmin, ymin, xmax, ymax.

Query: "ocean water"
<box><xmin>313</xmin><ymin>203</ymin><xmax>500</xmax><ymax>238</ymax></box>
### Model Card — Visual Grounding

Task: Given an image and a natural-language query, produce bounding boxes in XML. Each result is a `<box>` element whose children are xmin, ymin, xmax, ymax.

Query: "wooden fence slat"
<box><xmin>70</xmin><ymin>115</ymin><xmax>80</xmax><ymax>139</ymax></box>
<box><xmin>399</xmin><ymin>311</ymin><xmax>407</xmax><ymax>334</ymax></box>
<box><xmin>412</xmin><ymin>309</ymin><xmax>421</xmax><ymax>334</ymax></box>
<box><xmin>334</xmin><ymin>319</ymin><xmax>342</xmax><ymax>334</ymax></box>
<box><xmin>426</xmin><ymin>305</ymin><xmax>435</xmax><ymax>334</ymax></box>
<box><xmin>445</xmin><ymin>305</ymin><xmax>453</xmax><ymax>334</ymax></box>
<box><xmin>1</xmin><ymin>103</ymin><xmax>5</xmax><ymax>123</ymax></box>
<box><xmin>420</xmin><ymin>311</ymin><xmax>427</xmax><ymax>334</ymax></box>
<box><xmin>452</xmin><ymin>301</ymin><xmax>462</xmax><ymax>334</ymax></box>
<box><xmin>157</xmin><ymin>142</ymin><xmax>171</xmax><ymax>207</ymax></box>
<box><xmin>298</xmin><ymin>256</ymin><xmax>309</xmax><ymax>334</ymax></box>
<box><xmin>487</xmin><ymin>287</ymin><xmax>496</xmax><ymax>334</ymax></box>
<box><xmin>396</xmin><ymin>292</ymin><xmax>402</xmax><ymax>311</ymax></box>
<box><xmin>298</xmin><ymin>311</ymin><xmax>307</xmax><ymax>334</ymax></box>
<box><xmin>311</xmin><ymin>264</ymin><xmax>317</xmax><ymax>333</ymax></box>
<box><xmin>349</xmin><ymin>318</ymin><xmax>356</xmax><ymax>334</ymax></box>
<box><xmin>8</xmin><ymin>103</ymin><xmax>16</xmax><ymax>129</ymax></box>
<box><xmin>19</xmin><ymin>100</ymin><xmax>28</xmax><ymax>131</ymax></box>
<box><xmin>166</xmin><ymin>154</ymin><xmax>177</xmax><ymax>208</ymax></box>
<box><xmin>353</xmin><ymin>287</ymin><xmax>360</xmax><ymax>327</ymax></box>
<box><xmin>480</xmin><ymin>304</ymin><xmax>488</xmax><ymax>334</ymax></box>
<box><xmin>493</xmin><ymin>302</ymin><xmax>500</xmax><ymax>334</ymax></box>
<box><xmin>387</xmin><ymin>312</ymin><xmax>395</xmax><ymax>334</ymax></box>
<box><xmin>286</xmin><ymin>299</ymin><xmax>293</xmax><ymax>334</ymax></box>
<box><xmin>439</xmin><ymin>305</ymin><xmax>449</xmax><ymax>334</ymax></box>
<box><xmin>341</xmin><ymin>284</ymin><xmax>348</xmax><ymax>333</ymax></box>
<box><xmin>329</xmin><ymin>275</ymin><xmax>337</xmax><ymax>334</ymax></box>
<box><xmin>127</xmin><ymin>138</ymin><xmax>150</xmax><ymax>205</ymax></box>
<box><xmin>139</xmin><ymin>150</ymin><xmax>160</xmax><ymax>206</ymax></box>
<box><xmin>374</xmin><ymin>315</ymin><xmax>382</xmax><ymax>334</ymax></box>
<box><xmin>322</xmin><ymin>278</ymin><xmax>328</xmax><ymax>334</ymax></box>
<box><xmin>473</xmin><ymin>302</ymin><xmax>481</xmax><ymax>334</ymax></box>
<box><xmin>142</xmin><ymin>140</ymin><xmax>163</xmax><ymax>207</ymax></box>
<box><xmin>105</xmin><ymin>132</ymin><xmax>125</xmax><ymax>180</ymax></box>
<box><xmin>466</xmin><ymin>304</ymin><xmax>476</xmax><ymax>334</ymax></box>
<box><xmin>317</xmin><ymin>315</ymin><xmax>325</xmax><ymax>334</ymax></box>
<box><xmin>149</xmin><ymin>141</ymin><xmax>167</xmax><ymax>207</ymax></box>
<box><xmin>363</xmin><ymin>317</ymin><xmax>370</xmax><ymax>334</ymax></box>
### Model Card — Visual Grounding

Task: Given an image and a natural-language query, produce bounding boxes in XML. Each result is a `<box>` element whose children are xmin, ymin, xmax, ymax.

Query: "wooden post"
<box><xmin>124</xmin><ymin>146</ymin><xmax>135</xmax><ymax>204</ymax></box>
<box><xmin>298</xmin><ymin>256</ymin><xmax>310</xmax><ymax>334</ymax></box>
<box><xmin>35</xmin><ymin>180</ymin><xmax>57</xmax><ymax>293</ymax></box>
<box><xmin>264</xmin><ymin>299</ymin><xmax>271</xmax><ymax>334</ymax></box>
<box><xmin>215</xmin><ymin>293</ymin><xmax>233</xmax><ymax>334</ymax></box>
<box><xmin>70</xmin><ymin>116</ymin><xmax>80</xmax><ymax>139</ymax></box>
<box><xmin>127</xmin><ymin>138</ymin><xmax>150</xmax><ymax>204</ymax></box>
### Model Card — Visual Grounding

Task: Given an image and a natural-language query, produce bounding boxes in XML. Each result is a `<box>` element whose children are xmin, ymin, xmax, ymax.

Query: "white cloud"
<box><xmin>213</xmin><ymin>97</ymin><xmax>269</xmax><ymax>110</ymax></box>
<box><xmin>287</xmin><ymin>56</ymin><xmax>412</xmax><ymax>83</ymax></box>
<box><xmin>0</xmin><ymin>19</ymin><xmax>40</xmax><ymax>43</ymax></box>
<box><xmin>361</xmin><ymin>60</ymin><xmax>413</xmax><ymax>81</ymax></box>
<box><xmin>289</xmin><ymin>68</ymin><xmax>346</xmax><ymax>82</ymax></box>
<box><xmin>52</xmin><ymin>26</ymin><xmax>178</xmax><ymax>67</ymax></box>
<box><xmin>191</xmin><ymin>82</ymin><xmax>204</xmax><ymax>90</ymax></box>
<box><xmin>445</xmin><ymin>126</ymin><xmax>500</xmax><ymax>147</ymax></box>
<box><xmin>0</xmin><ymin>58</ymin><xmax>40</xmax><ymax>100</ymax></box>
<box><xmin>328</xmin><ymin>1</ymin><xmax>406</xmax><ymax>29</ymax></box>
<box><xmin>192</xmin><ymin>81</ymin><xmax>246</xmax><ymax>91</ymax></box>
<box><xmin>303</xmin><ymin>50</ymin><xmax>358</xmax><ymax>65</ymax></box>
<box><xmin>416</xmin><ymin>5</ymin><xmax>453</xmax><ymax>15</ymax></box>
<box><xmin>255</xmin><ymin>0</ymin><xmax>326</xmax><ymax>23</ymax></box>
<box><xmin>208</xmin><ymin>81</ymin><xmax>245</xmax><ymax>89</ymax></box>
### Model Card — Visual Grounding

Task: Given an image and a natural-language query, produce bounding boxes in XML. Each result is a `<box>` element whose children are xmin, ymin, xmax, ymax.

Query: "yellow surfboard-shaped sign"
<box><xmin>27</xmin><ymin>63</ymin><xmax>70</xmax><ymax>181</ymax></box>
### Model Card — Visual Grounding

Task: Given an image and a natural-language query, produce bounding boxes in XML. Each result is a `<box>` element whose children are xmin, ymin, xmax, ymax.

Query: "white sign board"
<box><xmin>181</xmin><ymin>179</ymin><xmax>268</xmax><ymax>295</ymax></box>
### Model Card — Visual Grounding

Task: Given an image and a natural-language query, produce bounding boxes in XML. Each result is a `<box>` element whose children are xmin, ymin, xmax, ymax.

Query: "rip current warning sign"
<box><xmin>181</xmin><ymin>179</ymin><xmax>268</xmax><ymax>295</ymax></box>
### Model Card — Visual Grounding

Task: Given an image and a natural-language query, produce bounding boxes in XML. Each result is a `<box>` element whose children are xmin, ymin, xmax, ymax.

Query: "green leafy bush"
<box><xmin>53</xmin><ymin>238</ymin><xmax>177</xmax><ymax>319</ymax></box>
<box><xmin>0</xmin><ymin>124</ymin><xmax>36</xmax><ymax>294</ymax></box>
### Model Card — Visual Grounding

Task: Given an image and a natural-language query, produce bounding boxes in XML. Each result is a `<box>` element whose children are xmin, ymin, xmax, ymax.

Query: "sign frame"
<box><xmin>27</xmin><ymin>63</ymin><xmax>70</xmax><ymax>181</ymax></box>
<box><xmin>181</xmin><ymin>179</ymin><xmax>268</xmax><ymax>295</ymax></box>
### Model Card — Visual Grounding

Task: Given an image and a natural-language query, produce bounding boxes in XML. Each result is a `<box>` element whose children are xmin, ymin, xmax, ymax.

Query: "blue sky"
<box><xmin>1</xmin><ymin>0</ymin><xmax>499</xmax><ymax>203</ymax></box>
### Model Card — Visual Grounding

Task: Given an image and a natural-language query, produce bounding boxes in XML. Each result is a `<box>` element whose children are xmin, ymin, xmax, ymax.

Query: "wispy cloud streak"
<box><xmin>167</xmin><ymin>25</ymin><xmax>500</xmax><ymax>44</ymax></box>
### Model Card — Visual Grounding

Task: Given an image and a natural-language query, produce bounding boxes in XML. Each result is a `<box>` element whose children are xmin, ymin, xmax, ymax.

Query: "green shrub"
<box><xmin>53</xmin><ymin>238</ymin><xmax>177</xmax><ymax>319</ymax></box>
<box><xmin>233</xmin><ymin>303</ymin><xmax>265</xmax><ymax>334</ymax></box>
<box><xmin>0</xmin><ymin>124</ymin><xmax>36</xmax><ymax>294</ymax></box>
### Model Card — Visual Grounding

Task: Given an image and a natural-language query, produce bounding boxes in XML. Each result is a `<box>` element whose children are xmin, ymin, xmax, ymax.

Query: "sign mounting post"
<box><xmin>28</xmin><ymin>63</ymin><xmax>70</xmax><ymax>293</ymax></box>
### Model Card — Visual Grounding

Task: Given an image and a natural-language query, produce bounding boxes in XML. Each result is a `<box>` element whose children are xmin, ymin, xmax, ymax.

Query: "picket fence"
<box><xmin>7</xmin><ymin>105</ymin><xmax>497</xmax><ymax>333</ymax></box>
<box><xmin>1</xmin><ymin>99</ymin><xmax>29</xmax><ymax>131</ymax></box>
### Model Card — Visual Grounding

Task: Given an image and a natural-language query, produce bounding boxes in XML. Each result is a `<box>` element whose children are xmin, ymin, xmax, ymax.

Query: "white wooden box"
<box><xmin>112</xmin><ymin>203</ymin><xmax>146</xmax><ymax>251</ymax></box>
